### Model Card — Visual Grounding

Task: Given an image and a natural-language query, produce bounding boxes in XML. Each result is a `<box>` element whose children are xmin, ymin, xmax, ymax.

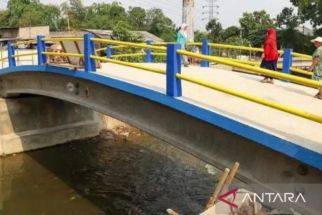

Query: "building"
<box><xmin>0</xmin><ymin>26</ymin><xmax>50</xmax><ymax>40</ymax></box>
<box><xmin>50</xmin><ymin>29</ymin><xmax>163</xmax><ymax>42</ymax></box>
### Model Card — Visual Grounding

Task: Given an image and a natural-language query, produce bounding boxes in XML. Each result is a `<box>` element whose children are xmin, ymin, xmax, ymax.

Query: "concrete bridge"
<box><xmin>0</xmin><ymin>35</ymin><xmax>321</xmax><ymax>214</ymax></box>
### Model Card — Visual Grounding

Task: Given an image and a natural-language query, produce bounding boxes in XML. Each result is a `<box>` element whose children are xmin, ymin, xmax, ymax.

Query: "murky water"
<box><xmin>0</xmin><ymin>127</ymin><xmax>220</xmax><ymax>215</ymax></box>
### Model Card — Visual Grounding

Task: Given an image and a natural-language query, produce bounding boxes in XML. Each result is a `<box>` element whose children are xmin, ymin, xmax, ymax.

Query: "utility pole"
<box><xmin>182</xmin><ymin>0</ymin><xmax>195</xmax><ymax>42</ymax></box>
<box><xmin>202</xmin><ymin>0</ymin><xmax>219</xmax><ymax>23</ymax></box>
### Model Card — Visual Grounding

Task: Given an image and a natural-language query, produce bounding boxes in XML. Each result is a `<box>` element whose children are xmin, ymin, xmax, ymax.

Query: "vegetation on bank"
<box><xmin>0</xmin><ymin>0</ymin><xmax>320</xmax><ymax>53</ymax></box>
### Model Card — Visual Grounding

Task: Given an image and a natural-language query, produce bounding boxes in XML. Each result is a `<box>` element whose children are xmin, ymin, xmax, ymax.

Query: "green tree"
<box><xmin>3</xmin><ymin>0</ymin><xmax>62</xmax><ymax>30</ymax></box>
<box><xmin>6</xmin><ymin>0</ymin><xmax>31</xmax><ymax>26</ymax></box>
<box><xmin>194</xmin><ymin>30</ymin><xmax>208</xmax><ymax>42</ymax></box>
<box><xmin>146</xmin><ymin>8</ymin><xmax>176</xmax><ymax>41</ymax></box>
<box><xmin>112</xmin><ymin>20</ymin><xmax>142</xmax><ymax>42</ymax></box>
<box><xmin>276</xmin><ymin>7</ymin><xmax>301</xmax><ymax>29</ymax></box>
<box><xmin>222</xmin><ymin>26</ymin><xmax>240</xmax><ymax>41</ymax></box>
<box><xmin>206</xmin><ymin>19</ymin><xmax>223</xmax><ymax>42</ymax></box>
<box><xmin>290</xmin><ymin>0</ymin><xmax>322</xmax><ymax>28</ymax></box>
<box><xmin>225</xmin><ymin>36</ymin><xmax>251</xmax><ymax>46</ymax></box>
<box><xmin>83</xmin><ymin>2</ymin><xmax>128</xmax><ymax>29</ymax></box>
<box><xmin>0</xmin><ymin>0</ymin><xmax>177</xmax><ymax>42</ymax></box>
<box><xmin>128</xmin><ymin>7</ymin><xmax>146</xmax><ymax>30</ymax></box>
<box><xmin>0</xmin><ymin>10</ymin><xmax>9</xmax><ymax>27</ymax></box>
<box><xmin>60</xmin><ymin>0</ymin><xmax>86</xmax><ymax>29</ymax></box>
<box><xmin>275</xmin><ymin>7</ymin><xmax>310</xmax><ymax>53</ymax></box>
<box><xmin>239</xmin><ymin>10</ymin><xmax>274</xmax><ymax>37</ymax></box>
<box><xmin>239</xmin><ymin>10</ymin><xmax>275</xmax><ymax>46</ymax></box>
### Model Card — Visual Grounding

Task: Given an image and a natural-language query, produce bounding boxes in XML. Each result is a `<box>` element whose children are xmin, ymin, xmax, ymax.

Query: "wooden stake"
<box><xmin>206</xmin><ymin>168</ymin><xmax>230</xmax><ymax>209</ymax></box>
<box><xmin>166</xmin><ymin>208</ymin><xmax>180</xmax><ymax>215</ymax></box>
<box><xmin>226</xmin><ymin>162</ymin><xmax>240</xmax><ymax>186</ymax></box>
<box><xmin>225</xmin><ymin>162</ymin><xmax>240</xmax><ymax>215</ymax></box>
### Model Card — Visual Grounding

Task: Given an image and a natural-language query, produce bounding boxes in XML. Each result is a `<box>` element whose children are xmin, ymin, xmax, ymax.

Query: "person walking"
<box><xmin>260</xmin><ymin>28</ymin><xmax>279</xmax><ymax>84</ymax></box>
<box><xmin>177</xmin><ymin>23</ymin><xmax>189</xmax><ymax>67</ymax></box>
<box><xmin>309</xmin><ymin>37</ymin><xmax>322</xmax><ymax>99</ymax></box>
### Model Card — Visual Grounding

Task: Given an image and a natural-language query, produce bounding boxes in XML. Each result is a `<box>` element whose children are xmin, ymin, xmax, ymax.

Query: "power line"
<box><xmin>202</xmin><ymin>0</ymin><xmax>219</xmax><ymax>22</ymax></box>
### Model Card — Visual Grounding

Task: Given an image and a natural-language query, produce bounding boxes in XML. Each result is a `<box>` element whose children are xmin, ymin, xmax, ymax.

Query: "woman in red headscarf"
<box><xmin>260</xmin><ymin>28</ymin><xmax>279</xmax><ymax>84</ymax></box>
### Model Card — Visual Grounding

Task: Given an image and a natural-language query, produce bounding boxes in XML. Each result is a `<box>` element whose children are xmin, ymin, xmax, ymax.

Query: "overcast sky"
<box><xmin>0</xmin><ymin>0</ymin><xmax>294</xmax><ymax>29</ymax></box>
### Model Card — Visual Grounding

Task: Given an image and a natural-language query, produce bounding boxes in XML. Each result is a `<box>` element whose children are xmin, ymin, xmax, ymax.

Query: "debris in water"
<box><xmin>205</xmin><ymin>164</ymin><xmax>217</xmax><ymax>175</ymax></box>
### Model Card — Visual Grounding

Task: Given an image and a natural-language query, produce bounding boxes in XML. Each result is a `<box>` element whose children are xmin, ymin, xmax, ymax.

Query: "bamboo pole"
<box><xmin>166</xmin><ymin>209</ymin><xmax>180</xmax><ymax>215</ymax></box>
<box><xmin>206</xmin><ymin>168</ymin><xmax>230</xmax><ymax>209</ymax></box>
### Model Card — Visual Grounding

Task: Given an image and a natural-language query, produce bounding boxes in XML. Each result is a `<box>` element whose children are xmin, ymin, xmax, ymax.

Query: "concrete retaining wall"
<box><xmin>0</xmin><ymin>96</ymin><xmax>103</xmax><ymax>155</ymax></box>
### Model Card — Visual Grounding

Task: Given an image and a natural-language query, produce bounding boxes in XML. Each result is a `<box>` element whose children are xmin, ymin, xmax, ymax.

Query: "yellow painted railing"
<box><xmin>16</xmin><ymin>40</ymin><xmax>36</xmax><ymax>45</ymax></box>
<box><xmin>176</xmin><ymin>73</ymin><xmax>322</xmax><ymax>123</ymax></box>
<box><xmin>42</xmin><ymin>52</ymin><xmax>83</xmax><ymax>58</ymax></box>
<box><xmin>209</xmin><ymin>43</ymin><xmax>264</xmax><ymax>52</ymax></box>
<box><xmin>152</xmin><ymin>53</ymin><xmax>167</xmax><ymax>56</ymax></box>
<box><xmin>91</xmin><ymin>38</ymin><xmax>166</xmax><ymax>52</ymax></box>
<box><xmin>96</xmin><ymin>45</ymin><xmax>127</xmax><ymax>52</ymax></box>
<box><xmin>222</xmin><ymin>57</ymin><xmax>312</xmax><ymax>76</ymax></box>
<box><xmin>12</xmin><ymin>52</ymin><xmax>37</xmax><ymax>58</ymax></box>
<box><xmin>290</xmin><ymin>67</ymin><xmax>312</xmax><ymax>76</ymax></box>
<box><xmin>292</xmin><ymin>52</ymin><xmax>311</xmax><ymax>60</ymax></box>
<box><xmin>188</xmin><ymin>42</ymin><xmax>313</xmax><ymax>61</ymax></box>
<box><xmin>177</xmin><ymin>50</ymin><xmax>321</xmax><ymax>89</ymax></box>
<box><xmin>112</xmin><ymin>53</ymin><xmax>146</xmax><ymax>58</ymax></box>
<box><xmin>43</xmin><ymin>37</ymin><xmax>83</xmax><ymax>42</ymax></box>
<box><xmin>91</xmin><ymin>55</ymin><xmax>165</xmax><ymax>75</ymax></box>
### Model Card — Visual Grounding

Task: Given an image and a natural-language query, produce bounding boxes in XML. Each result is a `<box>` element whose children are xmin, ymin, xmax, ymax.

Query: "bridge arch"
<box><xmin>1</xmin><ymin>65</ymin><xmax>321</xmax><ymax>181</ymax></box>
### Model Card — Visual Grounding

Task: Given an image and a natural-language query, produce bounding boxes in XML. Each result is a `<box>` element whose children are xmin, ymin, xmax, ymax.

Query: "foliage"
<box><xmin>128</xmin><ymin>7</ymin><xmax>146</xmax><ymax>30</ymax></box>
<box><xmin>276</xmin><ymin>7</ymin><xmax>301</xmax><ymax>29</ymax></box>
<box><xmin>290</xmin><ymin>0</ymin><xmax>322</xmax><ymax>28</ymax></box>
<box><xmin>112</xmin><ymin>21</ymin><xmax>142</xmax><ymax>42</ymax></box>
<box><xmin>274</xmin><ymin>6</ymin><xmax>312</xmax><ymax>53</ymax></box>
<box><xmin>224</xmin><ymin>36</ymin><xmax>251</xmax><ymax>46</ymax></box>
<box><xmin>0</xmin><ymin>0</ymin><xmax>176</xmax><ymax>42</ymax></box>
<box><xmin>145</xmin><ymin>8</ymin><xmax>176</xmax><ymax>41</ymax></box>
<box><xmin>206</xmin><ymin>19</ymin><xmax>223</xmax><ymax>42</ymax></box>
<box><xmin>222</xmin><ymin>26</ymin><xmax>240</xmax><ymax>41</ymax></box>
<box><xmin>239</xmin><ymin>10</ymin><xmax>275</xmax><ymax>38</ymax></box>
<box><xmin>194</xmin><ymin>30</ymin><xmax>209</xmax><ymax>42</ymax></box>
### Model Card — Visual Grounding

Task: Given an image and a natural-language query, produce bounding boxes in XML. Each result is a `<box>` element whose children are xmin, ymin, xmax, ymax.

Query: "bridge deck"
<box><xmin>98</xmin><ymin>63</ymin><xmax>322</xmax><ymax>155</ymax></box>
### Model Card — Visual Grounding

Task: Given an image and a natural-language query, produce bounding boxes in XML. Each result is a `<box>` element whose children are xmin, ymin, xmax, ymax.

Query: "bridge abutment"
<box><xmin>0</xmin><ymin>96</ymin><xmax>103</xmax><ymax>155</ymax></box>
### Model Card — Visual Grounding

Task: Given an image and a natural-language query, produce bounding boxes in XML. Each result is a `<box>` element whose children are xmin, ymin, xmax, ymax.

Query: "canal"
<box><xmin>0</xmin><ymin>125</ymin><xmax>220</xmax><ymax>215</ymax></box>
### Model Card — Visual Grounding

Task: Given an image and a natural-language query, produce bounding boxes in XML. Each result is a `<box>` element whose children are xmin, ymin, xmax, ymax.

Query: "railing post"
<box><xmin>200</xmin><ymin>39</ymin><xmax>210</xmax><ymax>67</ymax></box>
<box><xmin>84</xmin><ymin>33</ymin><xmax>96</xmax><ymax>72</ymax></box>
<box><xmin>36</xmin><ymin>35</ymin><xmax>47</xmax><ymax>66</ymax></box>
<box><xmin>282</xmin><ymin>48</ymin><xmax>293</xmax><ymax>75</ymax></box>
<box><xmin>105</xmin><ymin>45</ymin><xmax>113</xmax><ymax>59</ymax></box>
<box><xmin>166</xmin><ymin>43</ymin><xmax>182</xmax><ymax>97</ymax></box>
<box><xmin>7</xmin><ymin>42</ymin><xmax>16</xmax><ymax>67</ymax></box>
<box><xmin>145</xmin><ymin>40</ymin><xmax>153</xmax><ymax>63</ymax></box>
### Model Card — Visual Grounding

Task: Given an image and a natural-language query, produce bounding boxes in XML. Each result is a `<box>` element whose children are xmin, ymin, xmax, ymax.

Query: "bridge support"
<box><xmin>7</xmin><ymin>42</ymin><xmax>16</xmax><ymax>67</ymax></box>
<box><xmin>166</xmin><ymin>43</ymin><xmax>182</xmax><ymax>97</ymax></box>
<box><xmin>36</xmin><ymin>35</ymin><xmax>47</xmax><ymax>65</ymax></box>
<box><xmin>282</xmin><ymin>48</ymin><xmax>293</xmax><ymax>75</ymax></box>
<box><xmin>200</xmin><ymin>39</ymin><xmax>210</xmax><ymax>67</ymax></box>
<box><xmin>145</xmin><ymin>40</ymin><xmax>153</xmax><ymax>63</ymax></box>
<box><xmin>0</xmin><ymin>96</ymin><xmax>103</xmax><ymax>155</ymax></box>
<box><xmin>105</xmin><ymin>45</ymin><xmax>113</xmax><ymax>59</ymax></box>
<box><xmin>84</xmin><ymin>33</ymin><xmax>96</xmax><ymax>72</ymax></box>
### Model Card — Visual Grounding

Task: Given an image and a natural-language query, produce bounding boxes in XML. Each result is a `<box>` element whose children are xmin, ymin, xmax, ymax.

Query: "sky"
<box><xmin>0</xmin><ymin>0</ymin><xmax>294</xmax><ymax>30</ymax></box>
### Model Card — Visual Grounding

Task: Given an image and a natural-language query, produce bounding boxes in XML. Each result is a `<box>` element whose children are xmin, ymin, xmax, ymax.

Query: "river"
<box><xmin>0</xmin><ymin>126</ymin><xmax>220</xmax><ymax>215</ymax></box>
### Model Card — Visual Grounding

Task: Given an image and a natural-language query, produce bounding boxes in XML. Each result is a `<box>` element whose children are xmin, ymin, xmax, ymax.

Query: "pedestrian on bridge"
<box><xmin>309</xmin><ymin>37</ymin><xmax>322</xmax><ymax>99</ymax></box>
<box><xmin>177</xmin><ymin>23</ymin><xmax>189</xmax><ymax>67</ymax></box>
<box><xmin>260</xmin><ymin>28</ymin><xmax>279</xmax><ymax>84</ymax></box>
